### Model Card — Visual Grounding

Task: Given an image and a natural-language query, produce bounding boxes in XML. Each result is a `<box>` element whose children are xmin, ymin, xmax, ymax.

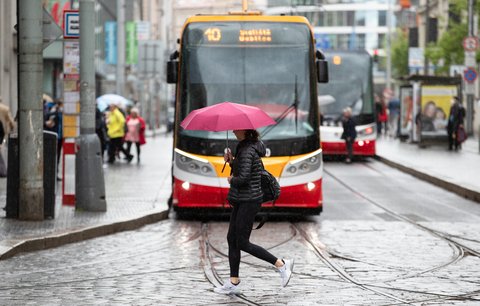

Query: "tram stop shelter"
<box><xmin>398</xmin><ymin>75</ymin><xmax>462</xmax><ymax>147</ymax></box>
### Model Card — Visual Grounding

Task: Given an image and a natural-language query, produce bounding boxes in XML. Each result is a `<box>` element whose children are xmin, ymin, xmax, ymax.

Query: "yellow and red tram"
<box><xmin>167</xmin><ymin>6</ymin><xmax>328</xmax><ymax>215</ymax></box>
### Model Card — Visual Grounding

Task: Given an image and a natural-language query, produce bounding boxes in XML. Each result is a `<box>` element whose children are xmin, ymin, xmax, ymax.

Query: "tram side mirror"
<box><xmin>167</xmin><ymin>50</ymin><xmax>179</xmax><ymax>84</ymax></box>
<box><xmin>316</xmin><ymin>60</ymin><xmax>328</xmax><ymax>83</ymax></box>
<box><xmin>316</xmin><ymin>50</ymin><xmax>329</xmax><ymax>83</ymax></box>
<box><xmin>167</xmin><ymin>61</ymin><xmax>178</xmax><ymax>84</ymax></box>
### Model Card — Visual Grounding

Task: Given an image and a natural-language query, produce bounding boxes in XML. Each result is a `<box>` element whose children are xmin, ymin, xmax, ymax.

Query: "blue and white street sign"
<box><xmin>64</xmin><ymin>10</ymin><xmax>79</xmax><ymax>39</ymax></box>
<box><xmin>463</xmin><ymin>67</ymin><xmax>477</xmax><ymax>83</ymax></box>
<box><xmin>105</xmin><ymin>21</ymin><xmax>117</xmax><ymax>65</ymax></box>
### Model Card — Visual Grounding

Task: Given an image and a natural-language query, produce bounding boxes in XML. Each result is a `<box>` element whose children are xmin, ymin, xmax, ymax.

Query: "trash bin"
<box><xmin>6</xmin><ymin>131</ymin><xmax>57</xmax><ymax>219</ymax></box>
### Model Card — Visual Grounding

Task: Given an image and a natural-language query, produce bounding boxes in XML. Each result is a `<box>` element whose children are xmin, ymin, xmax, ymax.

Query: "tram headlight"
<box><xmin>357</xmin><ymin>126</ymin><xmax>375</xmax><ymax>137</ymax></box>
<box><xmin>175</xmin><ymin>149</ymin><xmax>216</xmax><ymax>177</ymax></box>
<box><xmin>281</xmin><ymin>149</ymin><xmax>322</xmax><ymax>177</ymax></box>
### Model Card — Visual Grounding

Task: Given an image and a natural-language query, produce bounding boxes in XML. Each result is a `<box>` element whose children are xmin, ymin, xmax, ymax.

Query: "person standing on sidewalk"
<box><xmin>447</xmin><ymin>96</ymin><xmax>466</xmax><ymax>151</ymax></box>
<box><xmin>124</xmin><ymin>107</ymin><xmax>146</xmax><ymax>163</ymax></box>
<box><xmin>0</xmin><ymin>99</ymin><xmax>15</xmax><ymax>177</ymax></box>
<box><xmin>341</xmin><ymin>107</ymin><xmax>357</xmax><ymax>164</ymax></box>
<box><xmin>106</xmin><ymin>103</ymin><xmax>133</xmax><ymax>164</ymax></box>
<box><xmin>95</xmin><ymin>107</ymin><xmax>108</xmax><ymax>161</ymax></box>
<box><xmin>214</xmin><ymin>129</ymin><xmax>294</xmax><ymax>295</ymax></box>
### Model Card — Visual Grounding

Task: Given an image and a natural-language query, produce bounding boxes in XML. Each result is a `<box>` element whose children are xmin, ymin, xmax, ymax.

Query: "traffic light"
<box><xmin>427</xmin><ymin>18</ymin><xmax>438</xmax><ymax>43</ymax></box>
<box><xmin>373</xmin><ymin>49</ymin><xmax>379</xmax><ymax>63</ymax></box>
<box><xmin>409</xmin><ymin>27</ymin><xmax>418</xmax><ymax>47</ymax></box>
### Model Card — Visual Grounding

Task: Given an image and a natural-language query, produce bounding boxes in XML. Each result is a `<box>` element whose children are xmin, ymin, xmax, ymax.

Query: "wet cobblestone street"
<box><xmin>1</xmin><ymin>216</ymin><xmax>479</xmax><ymax>304</ymax></box>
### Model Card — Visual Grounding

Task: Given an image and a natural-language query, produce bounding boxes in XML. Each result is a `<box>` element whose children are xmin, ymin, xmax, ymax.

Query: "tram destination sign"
<box><xmin>185</xmin><ymin>22</ymin><xmax>310</xmax><ymax>46</ymax></box>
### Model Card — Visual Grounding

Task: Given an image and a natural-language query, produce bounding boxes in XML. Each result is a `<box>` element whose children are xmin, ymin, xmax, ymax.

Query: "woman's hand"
<box><xmin>224</xmin><ymin>148</ymin><xmax>233</xmax><ymax>163</ymax></box>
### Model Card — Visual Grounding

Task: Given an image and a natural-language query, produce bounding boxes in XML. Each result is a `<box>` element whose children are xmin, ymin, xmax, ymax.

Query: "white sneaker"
<box><xmin>213</xmin><ymin>281</ymin><xmax>240</xmax><ymax>295</ymax></box>
<box><xmin>278</xmin><ymin>259</ymin><xmax>294</xmax><ymax>287</ymax></box>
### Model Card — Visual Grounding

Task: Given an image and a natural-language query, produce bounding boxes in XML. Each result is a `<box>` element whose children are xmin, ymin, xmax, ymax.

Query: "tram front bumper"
<box><xmin>173</xmin><ymin>178</ymin><xmax>322</xmax><ymax>212</ymax></box>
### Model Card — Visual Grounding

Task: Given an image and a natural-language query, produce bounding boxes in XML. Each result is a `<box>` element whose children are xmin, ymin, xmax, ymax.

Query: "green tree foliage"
<box><xmin>391</xmin><ymin>30</ymin><xmax>409</xmax><ymax>78</ymax></box>
<box><xmin>425</xmin><ymin>22</ymin><xmax>467</xmax><ymax>75</ymax></box>
<box><xmin>424</xmin><ymin>0</ymin><xmax>480</xmax><ymax>75</ymax></box>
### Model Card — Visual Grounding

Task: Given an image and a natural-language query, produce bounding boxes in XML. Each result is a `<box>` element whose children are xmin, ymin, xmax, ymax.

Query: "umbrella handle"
<box><xmin>222</xmin><ymin>130</ymin><xmax>229</xmax><ymax>173</ymax></box>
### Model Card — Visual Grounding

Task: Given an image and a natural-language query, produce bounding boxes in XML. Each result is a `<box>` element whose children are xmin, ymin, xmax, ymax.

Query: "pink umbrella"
<box><xmin>180</xmin><ymin>101</ymin><xmax>276</xmax><ymax>132</ymax></box>
<box><xmin>180</xmin><ymin>101</ymin><xmax>276</xmax><ymax>172</ymax></box>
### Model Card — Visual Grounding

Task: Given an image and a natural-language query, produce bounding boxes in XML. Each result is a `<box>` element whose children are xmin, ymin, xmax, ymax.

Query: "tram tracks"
<box><xmin>200</xmin><ymin>223</ymin><xmax>263</xmax><ymax>306</ymax></box>
<box><xmin>321</xmin><ymin>165</ymin><xmax>480</xmax><ymax>304</ymax></box>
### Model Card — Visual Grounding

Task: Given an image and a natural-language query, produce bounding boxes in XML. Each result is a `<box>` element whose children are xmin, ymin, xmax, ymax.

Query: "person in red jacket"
<box><xmin>124</xmin><ymin>107</ymin><xmax>146</xmax><ymax>163</ymax></box>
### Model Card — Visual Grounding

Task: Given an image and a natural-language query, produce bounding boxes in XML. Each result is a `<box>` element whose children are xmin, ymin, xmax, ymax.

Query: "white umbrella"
<box><xmin>96</xmin><ymin>94</ymin><xmax>133</xmax><ymax>111</ymax></box>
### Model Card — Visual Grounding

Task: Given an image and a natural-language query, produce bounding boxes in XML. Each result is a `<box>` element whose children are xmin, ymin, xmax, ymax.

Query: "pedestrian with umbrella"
<box><xmin>181</xmin><ymin>102</ymin><xmax>294</xmax><ymax>294</ymax></box>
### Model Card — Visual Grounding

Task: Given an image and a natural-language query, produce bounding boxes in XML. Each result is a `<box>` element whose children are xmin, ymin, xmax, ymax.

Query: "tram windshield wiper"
<box><xmin>261</xmin><ymin>75</ymin><xmax>299</xmax><ymax>138</ymax></box>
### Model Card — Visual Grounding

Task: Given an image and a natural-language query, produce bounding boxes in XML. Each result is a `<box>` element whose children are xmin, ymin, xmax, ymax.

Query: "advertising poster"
<box><xmin>419</xmin><ymin>85</ymin><xmax>457</xmax><ymax>136</ymax></box>
<box><xmin>399</xmin><ymin>86</ymin><xmax>413</xmax><ymax>137</ymax></box>
<box><xmin>63</xmin><ymin>41</ymin><xmax>80</xmax><ymax>74</ymax></box>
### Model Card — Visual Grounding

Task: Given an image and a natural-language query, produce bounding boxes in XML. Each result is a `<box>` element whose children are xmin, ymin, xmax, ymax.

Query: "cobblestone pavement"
<box><xmin>1</xmin><ymin>218</ymin><xmax>479</xmax><ymax>305</ymax></box>
<box><xmin>1</xmin><ymin>159</ymin><xmax>479</xmax><ymax>305</ymax></box>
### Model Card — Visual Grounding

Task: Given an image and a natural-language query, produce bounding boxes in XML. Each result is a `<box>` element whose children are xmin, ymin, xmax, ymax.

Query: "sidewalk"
<box><xmin>375</xmin><ymin>135</ymin><xmax>480</xmax><ymax>203</ymax></box>
<box><xmin>0</xmin><ymin>131</ymin><xmax>172</xmax><ymax>259</ymax></box>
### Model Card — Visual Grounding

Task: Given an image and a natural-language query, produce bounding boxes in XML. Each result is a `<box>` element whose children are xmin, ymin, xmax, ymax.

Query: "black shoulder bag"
<box><xmin>259</xmin><ymin>159</ymin><xmax>280</xmax><ymax>204</ymax></box>
<box><xmin>254</xmin><ymin>152</ymin><xmax>280</xmax><ymax>230</ymax></box>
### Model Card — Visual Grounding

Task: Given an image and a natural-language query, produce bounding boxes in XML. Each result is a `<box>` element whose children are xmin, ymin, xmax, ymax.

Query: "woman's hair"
<box><xmin>244</xmin><ymin>129</ymin><xmax>259</xmax><ymax>141</ymax></box>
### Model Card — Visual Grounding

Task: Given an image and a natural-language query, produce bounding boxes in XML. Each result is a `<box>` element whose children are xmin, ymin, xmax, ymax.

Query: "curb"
<box><xmin>375</xmin><ymin>155</ymin><xmax>480</xmax><ymax>204</ymax></box>
<box><xmin>0</xmin><ymin>209</ymin><xmax>169</xmax><ymax>260</ymax></box>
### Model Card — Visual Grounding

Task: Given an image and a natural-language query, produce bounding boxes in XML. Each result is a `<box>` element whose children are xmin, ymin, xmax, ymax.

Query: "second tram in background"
<box><xmin>318</xmin><ymin>50</ymin><xmax>376</xmax><ymax>157</ymax></box>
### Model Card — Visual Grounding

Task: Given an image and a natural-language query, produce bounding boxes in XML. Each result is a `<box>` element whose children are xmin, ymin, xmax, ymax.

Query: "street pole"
<box><xmin>18</xmin><ymin>0</ymin><xmax>44</xmax><ymax>220</ymax></box>
<box><xmin>423</xmin><ymin>0</ymin><xmax>429</xmax><ymax>75</ymax></box>
<box><xmin>466</xmin><ymin>0</ymin><xmax>475</xmax><ymax>135</ymax></box>
<box><xmin>76</xmin><ymin>0</ymin><xmax>106</xmax><ymax>211</ymax></box>
<box><xmin>116</xmin><ymin>0</ymin><xmax>125</xmax><ymax>96</ymax></box>
<box><xmin>386</xmin><ymin>0</ymin><xmax>392</xmax><ymax>90</ymax></box>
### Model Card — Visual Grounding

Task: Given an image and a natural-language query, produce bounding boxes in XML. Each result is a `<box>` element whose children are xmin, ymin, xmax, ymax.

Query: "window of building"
<box><xmin>378</xmin><ymin>10</ymin><xmax>387</xmax><ymax>26</ymax></box>
<box><xmin>355</xmin><ymin>11</ymin><xmax>365</xmax><ymax>26</ymax></box>
<box><xmin>378</xmin><ymin>33</ymin><xmax>385</xmax><ymax>49</ymax></box>
<box><xmin>346</xmin><ymin>11</ymin><xmax>354</xmax><ymax>26</ymax></box>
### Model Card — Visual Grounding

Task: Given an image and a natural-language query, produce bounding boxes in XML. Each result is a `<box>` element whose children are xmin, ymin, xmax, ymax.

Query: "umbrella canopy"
<box><xmin>43</xmin><ymin>93</ymin><xmax>53</xmax><ymax>103</ymax></box>
<box><xmin>96</xmin><ymin>94</ymin><xmax>133</xmax><ymax>112</ymax></box>
<box><xmin>180</xmin><ymin>102</ymin><xmax>276</xmax><ymax>132</ymax></box>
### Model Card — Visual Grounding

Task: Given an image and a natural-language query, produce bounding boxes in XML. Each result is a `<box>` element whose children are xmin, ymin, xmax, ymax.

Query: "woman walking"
<box><xmin>124</xmin><ymin>107</ymin><xmax>146</xmax><ymax>163</ymax></box>
<box><xmin>214</xmin><ymin>129</ymin><xmax>294</xmax><ymax>295</ymax></box>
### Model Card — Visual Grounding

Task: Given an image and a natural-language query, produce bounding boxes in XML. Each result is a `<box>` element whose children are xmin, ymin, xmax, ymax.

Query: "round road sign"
<box><xmin>464</xmin><ymin>67</ymin><xmax>478</xmax><ymax>83</ymax></box>
<box><xmin>463</xmin><ymin>36</ymin><xmax>479</xmax><ymax>51</ymax></box>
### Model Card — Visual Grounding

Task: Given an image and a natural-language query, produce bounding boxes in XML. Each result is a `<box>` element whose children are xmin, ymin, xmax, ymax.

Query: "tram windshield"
<box><xmin>318</xmin><ymin>51</ymin><xmax>373</xmax><ymax>123</ymax></box>
<box><xmin>179</xmin><ymin>22</ymin><xmax>316</xmax><ymax>141</ymax></box>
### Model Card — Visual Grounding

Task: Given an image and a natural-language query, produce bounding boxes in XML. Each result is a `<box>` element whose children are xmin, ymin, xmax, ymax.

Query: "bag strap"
<box><xmin>254</xmin><ymin>215</ymin><xmax>268</xmax><ymax>230</ymax></box>
<box><xmin>253</xmin><ymin>148</ymin><xmax>273</xmax><ymax>231</ymax></box>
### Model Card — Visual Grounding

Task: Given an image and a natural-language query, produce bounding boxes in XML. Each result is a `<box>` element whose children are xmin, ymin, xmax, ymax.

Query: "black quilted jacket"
<box><xmin>227</xmin><ymin>139</ymin><xmax>266</xmax><ymax>205</ymax></box>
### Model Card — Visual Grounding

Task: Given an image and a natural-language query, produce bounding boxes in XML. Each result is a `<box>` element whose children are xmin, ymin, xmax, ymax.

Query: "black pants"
<box><xmin>126</xmin><ymin>141</ymin><xmax>140</xmax><ymax>158</ymax></box>
<box><xmin>227</xmin><ymin>201</ymin><xmax>277</xmax><ymax>278</ymax></box>
<box><xmin>108</xmin><ymin>137</ymin><xmax>130</xmax><ymax>163</ymax></box>
<box><xmin>447</xmin><ymin>131</ymin><xmax>459</xmax><ymax>150</ymax></box>
<box><xmin>345</xmin><ymin>138</ymin><xmax>354</xmax><ymax>160</ymax></box>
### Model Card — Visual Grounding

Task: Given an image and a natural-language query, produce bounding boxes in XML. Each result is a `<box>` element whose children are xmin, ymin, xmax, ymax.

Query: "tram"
<box><xmin>166</xmin><ymin>3</ymin><xmax>328</xmax><ymax>216</ymax></box>
<box><xmin>318</xmin><ymin>50</ymin><xmax>376</xmax><ymax>156</ymax></box>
